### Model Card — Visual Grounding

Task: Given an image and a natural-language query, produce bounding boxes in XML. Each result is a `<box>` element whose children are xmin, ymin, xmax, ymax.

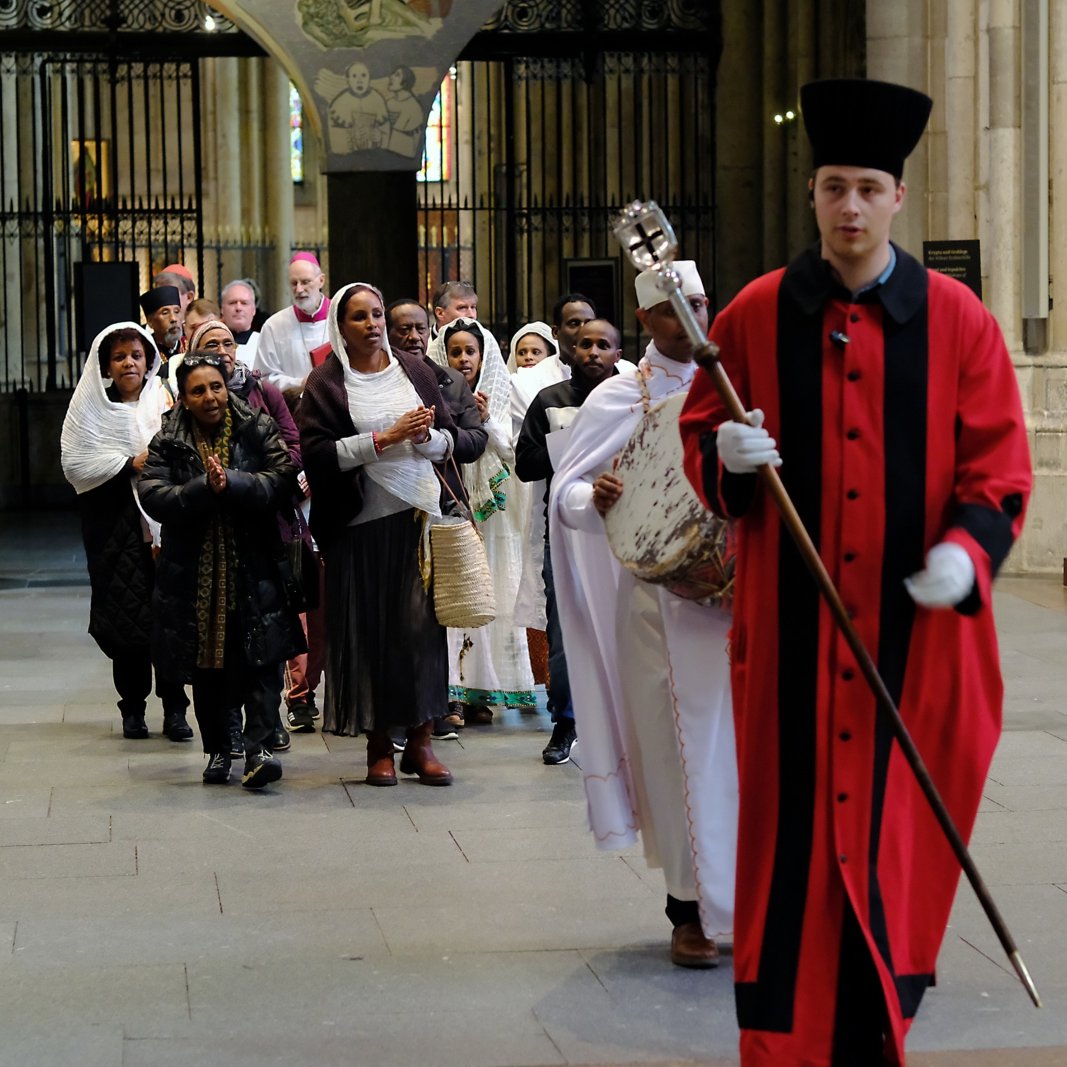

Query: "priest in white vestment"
<box><xmin>255</xmin><ymin>253</ymin><xmax>332</xmax><ymax>400</ymax></box>
<box><xmin>548</xmin><ymin>263</ymin><xmax>737</xmax><ymax>968</ymax></box>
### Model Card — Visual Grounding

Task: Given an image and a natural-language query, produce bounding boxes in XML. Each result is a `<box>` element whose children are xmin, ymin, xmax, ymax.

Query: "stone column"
<box><xmin>262</xmin><ymin>58</ymin><xmax>294</xmax><ymax>310</ymax></box>
<box><xmin>715</xmin><ymin>2</ymin><xmax>763</xmax><ymax>305</ymax></box>
<box><xmin>943</xmin><ymin>0</ymin><xmax>979</xmax><ymax>239</ymax></box>
<box><xmin>761</xmin><ymin>0</ymin><xmax>787</xmax><ymax>270</ymax></box>
<box><xmin>240</xmin><ymin>59</ymin><xmax>264</xmax><ymax>283</ymax></box>
<box><xmin>1</xmin><ymin>64</ymin><xmax>22</xmax><ymax>379</ymax></box>
<box><xmin>866</xmin><ymin>3</ymin><xmax>931</xmax><ymax>254</ymax></box>
<box><xmin>1050</xmin><ymin>2</ymin><xmax>1067</xmax><ymax>351</ymax></box>
<box><xmin>213</xmin><ymin>58</ymin><xmax>242</xmax><ymax>299</ymax></box>
<box><xmin>986</xmin><ymin>2</ymin><xmax>1021</xmax><ymax>351</ymax></box>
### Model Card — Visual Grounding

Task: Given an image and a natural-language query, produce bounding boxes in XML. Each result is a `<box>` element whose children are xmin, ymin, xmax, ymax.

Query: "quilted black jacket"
<box><xmin>138</xmin><ymin>396</ymin><xmax>306</xmax><ymax>682</ymax></box>
<box><xmin>78</xmin><ymin>470</ymin><xmax>155</xmax><ymax>658</ymax></box>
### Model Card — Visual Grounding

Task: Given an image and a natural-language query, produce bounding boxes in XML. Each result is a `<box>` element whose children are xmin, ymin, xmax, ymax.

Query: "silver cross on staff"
<box><xmin>612</xmin><ymin>200</ymin><xmax>714</xmax><ymax>356</ymax></box>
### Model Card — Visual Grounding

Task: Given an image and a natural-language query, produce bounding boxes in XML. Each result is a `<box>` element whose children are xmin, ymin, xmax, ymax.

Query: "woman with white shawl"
<box><xmin>60</xmin><ymin>321</ymin><xmax>193</xmax><ymax>742</ymax></box>
<box><xmin>299</xmin><ymin>282</ymin><xmax>464</xmax><ymax>786</ymax></box>
<box><xmin>428</xmin><ymin>318</ymin><xmax>535</xmax><ymax>725</ymax></box>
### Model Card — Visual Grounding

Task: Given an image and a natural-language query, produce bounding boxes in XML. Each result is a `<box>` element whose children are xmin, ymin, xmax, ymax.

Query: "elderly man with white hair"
<box><xmin>255</xmin><ymin>252</ymin><xmax>332</xmax><ymax>408</ymax></box>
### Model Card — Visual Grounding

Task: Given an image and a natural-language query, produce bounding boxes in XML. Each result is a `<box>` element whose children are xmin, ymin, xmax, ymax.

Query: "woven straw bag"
<box><xmin>430</xmin><ymin>460</ymin><xmax>496</xmax><ymax>629</ymax></box>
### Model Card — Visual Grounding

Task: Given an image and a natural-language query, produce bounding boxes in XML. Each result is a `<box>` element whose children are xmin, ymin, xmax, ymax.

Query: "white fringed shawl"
<box><xmin>329</xmin><ymin>282</ymin><xmax>443</xmax><ymax>517</ymax></box>
<box><xmin>428</xmin><ymin>316</ymin><xmax>511</xmax><ymax>521</ymax></box>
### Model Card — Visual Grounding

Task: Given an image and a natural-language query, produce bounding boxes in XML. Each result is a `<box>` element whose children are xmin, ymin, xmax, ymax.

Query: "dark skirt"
<box><xmin>322</xmin><ymin>508</ymin><xmax>447</xmax><ymax>735</ymax></box>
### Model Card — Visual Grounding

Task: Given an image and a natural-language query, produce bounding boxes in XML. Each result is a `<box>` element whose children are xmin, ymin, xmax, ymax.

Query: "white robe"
<box><xmin>255</xmin><ymin>305</ymin><xmax>331</xmax><ymax>390</ymax></box>
<box><xmin>235</xmin><ymin>331</ymin><xmax>259</xmax><ymax>372</ymax></box>
<box><xmin>511</xmin><ymin>353</ymin><xmax>636</xmax><ymax>629</ymax></box>
<box><xmin>548</xmin><ymin>343</ymin><xmax>737</xmax><ymax>938</ymax></box>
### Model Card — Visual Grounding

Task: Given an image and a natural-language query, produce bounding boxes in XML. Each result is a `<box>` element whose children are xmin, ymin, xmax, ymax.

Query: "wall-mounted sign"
<box><xmin>922</xmin><ymin>239</ymin><xmax>982</xmax><ymax>300</ymax></box>
<box><xmin>213</xmin><ymin>1</ymin><xmax>503</xmax><ymax>172</ymax></box>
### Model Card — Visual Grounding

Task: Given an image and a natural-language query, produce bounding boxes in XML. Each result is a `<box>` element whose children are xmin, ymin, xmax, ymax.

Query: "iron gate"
<box><xmin>418</xmin><ymin>7</ymin><xmax>718</xmax><ymax>361</ymax></box>
<box><xmin>0</xmin><ymin>53</ymin><xmax>203</xmax><ymax>391</ymax></box>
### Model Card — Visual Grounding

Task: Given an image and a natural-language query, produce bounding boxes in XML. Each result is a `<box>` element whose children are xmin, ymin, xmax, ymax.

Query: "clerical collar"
<box><xmin>293</xmin><ymin>295</ymin><xmax>330</xmax><ymax>324</ymax></box>
<box><xmin>232</xmin><ymin>328</ymin><xmax>255</xmax><ymax>344</ymax></box>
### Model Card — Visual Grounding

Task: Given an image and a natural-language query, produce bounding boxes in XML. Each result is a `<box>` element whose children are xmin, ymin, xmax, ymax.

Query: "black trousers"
<box><xmin>541</xmin><ymin>543</ymin><xmax>573</xmax><ymax>724</ymax></box>
<box><xmin>191</xmin><ymin>624</ymin><xmax>283</xmax><ymax>756</ymax></box>
<box><xmin>111</xmin><ymin>652</ymin><xmax>188</xmax><ymax>721</ymax></box>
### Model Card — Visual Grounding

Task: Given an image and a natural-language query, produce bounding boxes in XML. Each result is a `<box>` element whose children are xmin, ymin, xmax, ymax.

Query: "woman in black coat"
<box><xmin>139</xmin><ymin>354</ymin><xmax>306</xmax><ymax>788</ymax></box>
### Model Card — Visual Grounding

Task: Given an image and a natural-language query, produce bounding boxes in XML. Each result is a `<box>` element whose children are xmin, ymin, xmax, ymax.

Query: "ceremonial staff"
<box><xmin>613</xmin><ymin>200</ymin><xmax>1041</xmax><ymax>1009</ymax></box>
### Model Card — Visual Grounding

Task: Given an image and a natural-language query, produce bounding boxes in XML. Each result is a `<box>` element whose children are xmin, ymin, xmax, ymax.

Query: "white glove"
<box><xmin>904</xmin><ymin>542</ymin><xmax>975</xmax><ymax>609</ymax></box>
<box><xmin>715</xmin><ymin>409</ymin><xmax>782</xmax><ymax>474</ymax></box>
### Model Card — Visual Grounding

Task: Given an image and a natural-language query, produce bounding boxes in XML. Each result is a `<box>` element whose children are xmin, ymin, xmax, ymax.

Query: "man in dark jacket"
<box><xmin>516</xmin><ymin>319</ymin><xmax>622</xmax><ymax>764</ymax></box>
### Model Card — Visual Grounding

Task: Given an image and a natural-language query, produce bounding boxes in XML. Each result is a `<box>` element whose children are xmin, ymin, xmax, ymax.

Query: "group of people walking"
<box><xmin>60</xmin><ymin>76</ymin><xmax>1034</xmax><ymax>1067</ymax></box>
<box><xmin>60</xmin><ymin>256</ymin><xmax>608</xmax><ymax>789</ymax></box>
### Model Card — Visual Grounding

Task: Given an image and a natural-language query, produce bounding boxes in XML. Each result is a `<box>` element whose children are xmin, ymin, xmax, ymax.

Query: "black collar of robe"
<box><xmin>782</xmin><ymin>242</ymin><xmax>928</xmax><ymax>326</ymax></box>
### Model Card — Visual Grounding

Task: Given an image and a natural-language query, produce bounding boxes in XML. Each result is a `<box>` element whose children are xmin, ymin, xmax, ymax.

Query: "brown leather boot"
<box><xmin>398</xmin><ymin>720</ymin><xmax>453</xmax><ymax>785</ymax></box>
<box><xmin>670</xmin><ymin>922</ymin><xmax>720</xmax><ymax>968</ymax></box>
<box><xmin>365</xmin><ymin>730</ymin><xmax>397</xmax><ymax>786</ymax></box>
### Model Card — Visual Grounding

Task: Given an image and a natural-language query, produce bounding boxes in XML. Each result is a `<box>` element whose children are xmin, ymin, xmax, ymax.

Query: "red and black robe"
<box><xmin>679</xmin><ymin>243</ymin><xmax>1032</xmax><ymax>1066</ymax></box>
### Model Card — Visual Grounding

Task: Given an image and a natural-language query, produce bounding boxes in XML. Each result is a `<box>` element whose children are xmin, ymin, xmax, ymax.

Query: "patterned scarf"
<box><xmin>192</xmin><ymin>406</ymin><xmax>237</xmax><ymax>669</ymax></box>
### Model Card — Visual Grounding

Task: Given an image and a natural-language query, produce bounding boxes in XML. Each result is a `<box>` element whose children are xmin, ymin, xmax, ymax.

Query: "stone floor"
<box><xmin>0</xmin><ymin>511</ymin><xmax>1065</xmax><ymax>1066</ymax></box>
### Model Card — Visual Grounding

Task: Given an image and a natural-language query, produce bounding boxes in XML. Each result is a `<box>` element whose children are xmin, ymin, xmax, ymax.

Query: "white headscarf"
<box><xmin>428</xmin><ymin>316</ymin><xmax>512</xmax><ymax>521</ymax></box>
<box><xmin>329</xmin><ymin>282</ymin><xmax>441</xmax><ymax>517</ymax></box>
<box><xmin>61</xmin><ymin>322</ymin><xmax>170</xmax><ymax>495</ymax></box>
<box><xmin>506</xmin><ymin>320</ymin><xmax>556</xmax><ymax>373</ymax></box>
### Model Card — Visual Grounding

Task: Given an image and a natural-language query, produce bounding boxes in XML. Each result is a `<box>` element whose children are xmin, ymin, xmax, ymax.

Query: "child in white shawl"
<box><xmin>428</xmin><ymin>318</ymin><xmax>535</xmax><ymax>723</ymax></box>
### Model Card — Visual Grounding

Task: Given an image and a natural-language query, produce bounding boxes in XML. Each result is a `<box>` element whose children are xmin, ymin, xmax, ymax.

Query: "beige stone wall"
<box><xmin>869</xmin><ymin>0</ymin><xmax>1066</xmax><ymax>575</ymax></box>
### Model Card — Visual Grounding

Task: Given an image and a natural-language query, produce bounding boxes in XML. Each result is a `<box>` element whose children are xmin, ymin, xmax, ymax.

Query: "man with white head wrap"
<box><xmin>547</xmin><ymin>262</ymin><xmax>737</xmax><ymax>968</ymax></box>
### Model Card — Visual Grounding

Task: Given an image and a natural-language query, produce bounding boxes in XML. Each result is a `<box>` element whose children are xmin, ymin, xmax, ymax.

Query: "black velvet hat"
<box><xmin>800</xmin><ymin>79</ymin><xmax>933</xmax><ymax>179</ymax></box>
<box><xmin>139</xmin><ymin>285</ymin><xmax>181</xmax><ymax>316</ymax></box>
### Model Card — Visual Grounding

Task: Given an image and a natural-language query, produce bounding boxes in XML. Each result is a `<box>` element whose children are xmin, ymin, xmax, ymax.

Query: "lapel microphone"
<box><xmin>829</xmin><ymin>330</ymin><xmax>850</xmax><ymax>347</ymax></box>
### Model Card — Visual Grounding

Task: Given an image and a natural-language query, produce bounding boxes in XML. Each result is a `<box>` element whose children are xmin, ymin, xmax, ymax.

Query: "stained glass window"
<box><xmin>418</xmin><ymin>69</ymin><xmax>454</xmax><ymax>183</ymax></box>
<box><xmin>289</xmin><ymin>82</ymin><xmax>304</xmax><ymax>184</ymax></box>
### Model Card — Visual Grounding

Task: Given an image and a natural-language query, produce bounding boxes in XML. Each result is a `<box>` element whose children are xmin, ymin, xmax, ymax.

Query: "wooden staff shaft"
<box><xmin>697</xmin><ymin>344</ymin><xmax>1041</xmax><ymax>1009</ymax></box>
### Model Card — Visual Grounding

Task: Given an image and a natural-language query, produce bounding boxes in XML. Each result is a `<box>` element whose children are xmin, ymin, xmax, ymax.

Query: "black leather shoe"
<box><xmin>272</xmin><ymin>726</ymin><xmax>291</xmax><ymax>752</ymax></box>
<box><xmin>542</xmin><ymin>721</ymin><xmax>576</xmax><ymax>765</ymax></box>
<box><xmin>202</xmin><ymin>753</ymin><xmax>231</xmax><ymax>784</ymax></box>
<box><xmin>122</xmin><ymin>714</ymin><xmax>149</xmax><ymax>739</ymax></box>
<box><xmin>163</xmin><ymin>714</ymin><xmax>194</xmax><ymax>742</ymax></box>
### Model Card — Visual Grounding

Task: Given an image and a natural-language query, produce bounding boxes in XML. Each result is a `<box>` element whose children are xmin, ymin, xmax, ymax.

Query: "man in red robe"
<box><xmin>679</xmin><ymin>79</ymin><xmax>1032</xmax><ymax>1066</ymax></box>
